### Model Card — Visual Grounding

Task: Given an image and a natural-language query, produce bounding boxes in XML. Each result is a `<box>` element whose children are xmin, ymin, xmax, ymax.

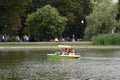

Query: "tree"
<box><xmin>0</xmin><ymin>0</ymin><xmax>31</xmax><ymax>35</ymax></box>
<box><xmin>84</xmin><ymin>0</ymin><xmax>119</xmax><ymax>40</ymax></box>
<box><xmin>25</xmin><ymin>5</ymin><xmax>67</xmax><ymax>41</ymax></box>
<box><xmin>26</xmin><ymin>0</ymin><xmax>92</xmax><ymax>39</ymax></box>
<box><xmin>117</xmin><ymin>0</ymin><xmax>120</xmax><ymax>20</ymax></box>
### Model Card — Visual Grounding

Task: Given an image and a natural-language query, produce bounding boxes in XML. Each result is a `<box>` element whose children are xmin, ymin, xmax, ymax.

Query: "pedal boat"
<box><xmin>47</xmin><ymin>45</ymin><xmax>80</xmax><ymax>59</ymax></box>
<box><xmin>47</xmin><ymin>52</ymin><xmax>80</xmax><ymax>59</ymax></box>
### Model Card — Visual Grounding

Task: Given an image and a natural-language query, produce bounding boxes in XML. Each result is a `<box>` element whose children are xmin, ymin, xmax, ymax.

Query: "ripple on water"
<box><xmin>0</xmin><ymin>49</ymin><xmax>120</xmax><ymax>80</ymax></box>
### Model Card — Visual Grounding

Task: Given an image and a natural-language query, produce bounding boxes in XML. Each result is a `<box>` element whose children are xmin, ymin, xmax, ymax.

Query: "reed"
<box><xmin>93</xmin><ymin>33</ymin><xmax>120</xmax><ymax>45</ymax></box>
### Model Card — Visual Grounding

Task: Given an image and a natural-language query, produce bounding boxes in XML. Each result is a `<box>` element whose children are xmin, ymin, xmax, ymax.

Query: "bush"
<box><xmin>92</xmin><ymin>33</ymin><xmax>120</xmax><ymax>45</ymax></box>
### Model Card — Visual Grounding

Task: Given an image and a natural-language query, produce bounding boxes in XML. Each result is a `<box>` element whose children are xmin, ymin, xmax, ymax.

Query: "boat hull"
<box><xmin>47</xmin><ymin>54</ymin><xmax>80</xmax><ymax>59</ymax></box>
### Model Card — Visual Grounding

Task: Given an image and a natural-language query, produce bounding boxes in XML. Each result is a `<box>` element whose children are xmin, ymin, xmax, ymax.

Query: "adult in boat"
<box><xmin>58</xmin><ymin>45</ymin><xmax>76</xmax><ymax>55</ymax></box>
<box><xmin>60</xmin><ymin>48</ymin><xmax>65</xmax><ymax>55</ymax></box>
<box><xmin>60</xmin><ymin>48</ymin><xmax>69</xmax><ymax>55</ymax></box>
<box><xmin>64</xmin><ymin>48</ymin><xmax>69</xmax><ymax>55</ymax></box>
<box><xmin>60</xmin><ymin>48</ymin><xmax>75</xmax><ymax>55</ymax></box>
<box><xmin>69</xmin><ymin>48</ymin><xmax>75</xmax><ymax>55</ymax></box>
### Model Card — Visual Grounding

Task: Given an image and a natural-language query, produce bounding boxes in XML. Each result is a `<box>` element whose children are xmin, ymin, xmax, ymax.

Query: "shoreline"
<box><xmin>0</xmin><ymin>42</ymin><xmax>119</xmax><ymax>49</ymax></box>
<box><xmin>0</xmin><ymin>46</ymin><xmax>119</xmax><ymax>49</ymax></box>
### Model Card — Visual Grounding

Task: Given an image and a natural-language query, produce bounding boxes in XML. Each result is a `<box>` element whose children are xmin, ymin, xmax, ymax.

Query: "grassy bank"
<box><xmin>0</xmin><ymin>42</ymin><xmax>92</xmax><ymax>46</ymax></box>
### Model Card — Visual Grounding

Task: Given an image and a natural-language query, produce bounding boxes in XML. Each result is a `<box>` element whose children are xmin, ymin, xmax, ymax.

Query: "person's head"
<box><xmin>69</xmin><ymin>48</ymin><xmax>75</xmax><ymax>53</ymax></box>
<box><xmin>65</xmin><ymin>48</ymin><xmax>69</xmax><ymax>53</ymax></box>
<box><xmin>61</xmin><ymin>48</ymin><xmax>65</xmax><ymax>52</ymax></box>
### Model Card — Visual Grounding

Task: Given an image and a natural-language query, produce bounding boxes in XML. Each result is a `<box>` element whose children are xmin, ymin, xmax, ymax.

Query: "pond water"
<box><xmin>0</xmin><ymin>48</ymin><xmax>120</xmax><ymax>80</ymax></box>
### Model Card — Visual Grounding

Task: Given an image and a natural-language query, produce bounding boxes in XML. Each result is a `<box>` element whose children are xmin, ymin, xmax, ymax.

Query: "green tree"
<box><xmin>0</xmin><ymin>0</ymin><xmax>31</xmax><ymax>35</ymax></box>
<box><xmin>25</xmin><ymin>5</ymin><xmax>67</xmax><ymax>41</ymax></box>
<box><xmin>84</xmin><ymin>0</ymin><xmax>118</xmax><ymax>40</ymax></box>
<box><xmin>26</xmin><ymin>0</ymin><xmax>92</xmax><ymax>39</ymax></box>
<box><xmin>117</xmin><ymin>0</ymin><xmax>120</xmax><ymax>20</ymax></box>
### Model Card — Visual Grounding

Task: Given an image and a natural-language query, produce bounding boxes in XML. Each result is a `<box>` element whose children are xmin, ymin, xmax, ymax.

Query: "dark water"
<box><xmin>0</xmin><ymin>49</ymin><xmax>120</xmax><ymax>80</ymax></box>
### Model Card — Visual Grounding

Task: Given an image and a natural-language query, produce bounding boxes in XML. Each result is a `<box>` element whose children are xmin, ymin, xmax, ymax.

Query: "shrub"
<box><xmin>92</xmin><ymin>33</ymin><xmax>120</xmax><ymax>45</ymax></box>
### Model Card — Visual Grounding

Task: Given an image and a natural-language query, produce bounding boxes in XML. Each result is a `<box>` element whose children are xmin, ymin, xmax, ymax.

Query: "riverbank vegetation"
<box><xmin>93</xmin><ymin>33</ymin><xmax>120</xmax><ymax>45</ymax></box>
<box><xmin>85</xmin><ymin>0</ymin><xmax>120</xmax><ymax>40</ymax></box>
<box><xmin>85</xmin><ymin>0</ymin><xmax>120</xmax><ymax>45</ymax></box>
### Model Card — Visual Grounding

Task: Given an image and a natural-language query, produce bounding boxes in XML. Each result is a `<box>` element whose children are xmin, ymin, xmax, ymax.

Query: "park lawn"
<box><xmin>0</xmin><ymin>42</ymin><xmax>92</xmax><ymax>46</ymax></box>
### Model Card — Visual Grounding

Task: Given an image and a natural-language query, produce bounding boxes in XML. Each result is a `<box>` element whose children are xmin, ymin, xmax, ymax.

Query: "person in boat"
<box><xmin>64</xmin><ymin>48</ymin><xmax>69</xmax><ymax>55</ymax></box>
<box><xmin>69</xmin><ymin>48</ymin><xmax>75</xmax><ymax>55</ymax></box>
<box><xmin>60</xmin><ymin>48</ymin><xmax>65</xmax><ymax>55</ymax></box>
<box><xmin>60</xmin><ymin>48</ymin><xmax>75</xmax><ymax>55</ymax></box>
<box><xmin>60</xmin><ymin>48</ymin><xmax>69</xmax><ymax>55</ymax></box>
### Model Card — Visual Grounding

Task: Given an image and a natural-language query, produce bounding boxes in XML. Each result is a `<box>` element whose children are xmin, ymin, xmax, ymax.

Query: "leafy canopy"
<box><xmin>26</xmin><ymin>0</ymin><xmax>92</xmax><ymax>39</ymax></box>
<box><xmin>25</xmin><ymin>5</ymin><xmax>67</xmax><ymax>41</ymax></box>
<box><xmin>85</xmin><ymin>0</ymin><xmax>118</xmax><ymax>40</ymax></box>
<box><xmin>0</xmin><ymin>0</ymin><xmax>31</xmax><ymax>34</ymax></box>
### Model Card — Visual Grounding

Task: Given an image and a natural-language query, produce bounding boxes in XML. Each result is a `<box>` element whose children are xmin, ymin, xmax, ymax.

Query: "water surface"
<box><xmin>0</xmin><ymin>49</ymin><xmax>120</xmax><ymax>80</ymax></box>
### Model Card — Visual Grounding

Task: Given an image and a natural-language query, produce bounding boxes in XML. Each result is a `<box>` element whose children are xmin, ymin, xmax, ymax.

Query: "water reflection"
<box><xmin>0</xmin><ymin>49</ymin><xmax>120</xmax><ymax>80</ymax></box>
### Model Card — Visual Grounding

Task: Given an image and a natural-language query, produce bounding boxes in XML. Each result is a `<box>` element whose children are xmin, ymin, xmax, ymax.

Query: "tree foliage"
<box><xmin>0</xmin><ymin>0</ymin><xmax>31</xmax><ymax>34</ymax></box>
<box><xmin>26</xmin><ymin>0</ymin><xmax>92</xmax><ymax>39</ymax></box>
<box><xmin>85</xmin><ymin>0</ymin><xmax>119</xmax><ymax>40</ymax></box>
<box><xmin>117</xmin><ymin>0</ymin><xmax>120</xmax><ymax>20</ymax></box>
<box><xmin>0</xmin><ymin>0</ymin><xmax>92</xmax><ymax>39</ymax></box>
<box><xmin>25</xmin><ymin>5</ymin><xmax>67</xmax><ymax>41</ymax></box>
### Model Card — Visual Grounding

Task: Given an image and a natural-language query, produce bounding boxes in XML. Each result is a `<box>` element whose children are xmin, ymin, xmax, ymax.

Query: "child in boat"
<box><xmin>69</xmin><ymin>48</ymin><xmax>75</xmax><ymax>55</ymax></box>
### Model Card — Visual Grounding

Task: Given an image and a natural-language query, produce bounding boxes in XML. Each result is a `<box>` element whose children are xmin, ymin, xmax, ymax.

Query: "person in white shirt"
<box><xmin>69</xmin><ymin>48</ymin><xmax>75</xmax><ymax>55</ymax></box>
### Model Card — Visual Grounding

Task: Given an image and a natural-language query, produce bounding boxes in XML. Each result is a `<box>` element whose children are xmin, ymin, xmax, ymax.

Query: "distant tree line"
<box><xmin>0</xmin><ymin>0</ymin><xmax>120</xmax><ymax>41</ymax></box>
<box><xmin>0</xmin><ymin>0</ymin><xmax>92</xmax><ymax>41</ymax></box>
<box><xmin>0</xmin><ymin>0</ymin><xmax>31</xmax><ymax>35</ymax></box>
